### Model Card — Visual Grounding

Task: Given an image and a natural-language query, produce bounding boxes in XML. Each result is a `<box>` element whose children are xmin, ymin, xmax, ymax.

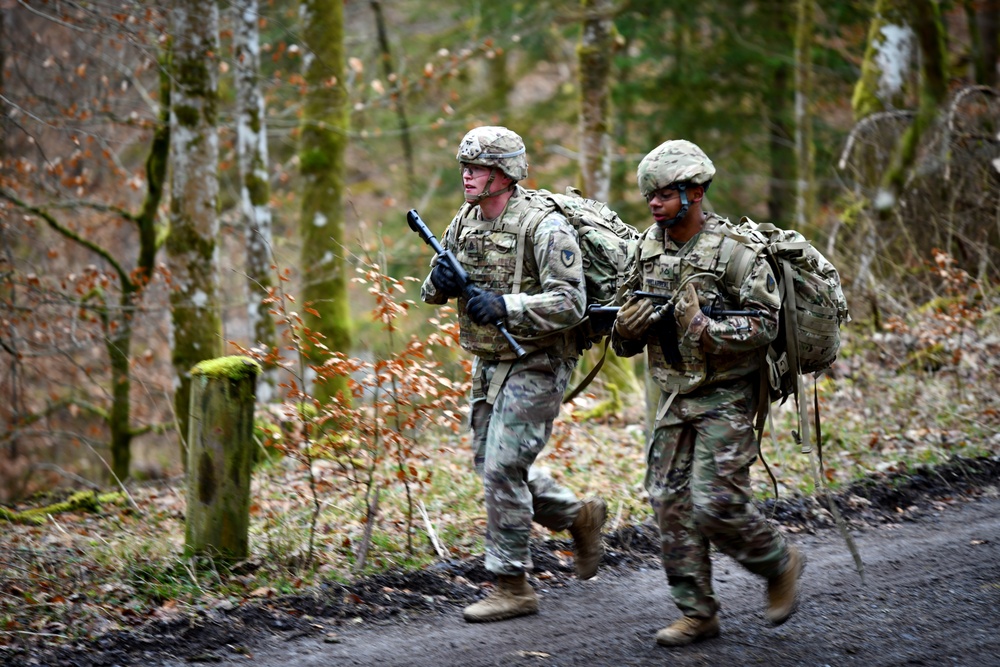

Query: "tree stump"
<box><xmin>184</xmin><ymin>355</ymin><xmax>261</xmax><ymax>560</ymax></box>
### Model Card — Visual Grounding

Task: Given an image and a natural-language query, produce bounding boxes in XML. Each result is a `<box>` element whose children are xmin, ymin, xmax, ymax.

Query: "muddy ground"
<box><xmin>8</xmin><ymin>455</ymin><xmax>1000</xmax><ymax>667</ymax></box>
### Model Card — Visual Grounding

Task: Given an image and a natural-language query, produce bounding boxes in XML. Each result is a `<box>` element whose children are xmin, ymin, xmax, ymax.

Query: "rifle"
<box><xmin>407</xmin><ymin>209</ymin><xmax>527</xmax><ymax>359</ymax></box>
<box><xmin>587</xmin><ymin>290</ymin><xmax>768</xmax><ymax>329</ymax></box>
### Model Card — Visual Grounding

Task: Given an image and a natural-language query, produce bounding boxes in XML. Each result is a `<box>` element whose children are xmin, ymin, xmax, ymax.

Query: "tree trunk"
<box><xmin>106</xmin><ymin>54</ymin><xmax>171</xmax><ymax>482</ymax></box>
<box><xmin>875</xmin><ymin>0</ymin><xmax>949</xmax><ymax>214</ymax></box>
<box><xmin>578</xmin><ymin>0</ymin><xmax>614</xmax><ymax>203</ymax></box>
<box><xmin>234</xmin><ymin>0</ymin><xmax>279</xmax><ymax>404</ymax></box>
<box><xmin>851</xmin><ymin>0</ymin><xmax>914</xmax><ymax>121</ymax></box>
<box><xmin>168</xmin><ymin>0</ymin><xmax>223</xmax><ymax>466</ymax></box>
<box><xmin>184</xmin><ymin>356</ymin><xmax>260</xmax><ymax>560</ymax></box>
<box><xmin>760</xmin><ymin>1</ymin><xmax>795</xmax><ymax>227</ymax></box>
<box><xmin>299</xmin><ymin>0</ymin><xmax>351</xmax><ymax>404</ymax></box>
<box><xmin>982</xmin><ymin>0</ymin><xmax>999</xmax><ymax>88</ymax></box>
<box><xmin>794</xmin><ymin>0</ymin><xmax>817</xmax><ymax>230</ymax></box>
<box><xmin>371</xmin><ymin>0</ymin><xmax>415</xmax><ymax>193</ymax></box>
<box><xmin>576</xmin><ymin>0</ymin><xmax>639</xmax><ymax>401</ymax></box>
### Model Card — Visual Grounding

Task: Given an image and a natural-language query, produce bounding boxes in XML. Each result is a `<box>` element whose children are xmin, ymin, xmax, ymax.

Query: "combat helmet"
<box><xmin>456</xmin><ymin>126</ymin><xmax>528</xmax><ymax>182</ymax></box>
<box><xmin>637</xmin><ymin>139</ymin><xmax>715</xmax><ymax>197</ymax></box>
<box><xmin>637</xmin><ymin>140</ymin><xmax>715</xmax><ymax>227</ymax></box>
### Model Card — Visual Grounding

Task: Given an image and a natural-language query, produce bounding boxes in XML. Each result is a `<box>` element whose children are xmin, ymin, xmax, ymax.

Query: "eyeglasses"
<box><xmin>460</xmin><ymin>163</ymin><xmax>490</xmax><ymax>178</ymax></box>
<box><xmin>644</xmin><ymin>187</ymin><xmax>679</xmax><ymax>204</ymax></box>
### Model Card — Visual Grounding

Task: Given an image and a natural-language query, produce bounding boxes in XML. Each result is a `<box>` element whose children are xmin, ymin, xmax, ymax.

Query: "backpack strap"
<box><xmin>510</xmin><ymin>193</ymin><xmax>557</xmax><ymax>294</ymax></box>
<box><xmin>563</xmin><ymin>337</ymin><xmax>609</xmax><ymax>403</ymax></box>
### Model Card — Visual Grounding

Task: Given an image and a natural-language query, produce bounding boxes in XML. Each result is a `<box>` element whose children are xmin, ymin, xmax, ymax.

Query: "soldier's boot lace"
<box><xmin>462</xmin><ymin>573</ymin><xmax>538</xmax><ymax>623</ymax></box>
<box><xmin>568</xmin><ymin>497</ymin><xmax>607</xmax><ymax>580</ymax></box>
<box><xmin>765</xmin><ymin>545</ymin><xmax>806</xmax><ymax>625</ymax></box>
<box><xmin>655</xmin><ymin>615</ymin><xmax>720</xmax><ymax>647</ymax></box>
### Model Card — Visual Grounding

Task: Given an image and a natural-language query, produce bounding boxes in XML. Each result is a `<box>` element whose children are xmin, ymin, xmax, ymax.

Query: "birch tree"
<box><xmin>298</xmin><ymin>0</ymin><xmax>351</xmax><ymax>404</ymax></box>
<box><xmin>234</xmin><ymin>0</ymin><xmax>278</xmax><ymax>403</ymax></box>
<box><xmin>167</xmin><ymin>0</ymin><xmax>223</xmax><ymax>463</ymax></box>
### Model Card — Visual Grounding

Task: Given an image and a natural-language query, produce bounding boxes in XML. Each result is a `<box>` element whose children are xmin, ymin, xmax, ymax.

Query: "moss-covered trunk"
<box><xmin>578</xmin><ymin>0</ymin><xmax>614</xmax><ymax>203</ymax></box>
<box><xmin>107</xmin><ymin>325</ymin><xmax>133</xmax><ymax>482</ymax></box>
<box><xmin>107</xmin><ymin>57</ymin><xmax>170</xmax><ymax>481</ymax></box>
<box><xmin>876</xmin><ymin>0</ymin><xmax>949</xmax><ymax>214</ymax></box>
<box><xmin>184</xmin><ymin>356</ymin><xmax>260</xmax><ymax>560</ymax></box>
<box><xmin>168</xmin><ymin>1</ymin><xmax>223</xmax><ymax>465</ymax></box>
<box><xmin>851</xmin><ymin>0</ymin><xmax>913</xmax><ymax>121</ymax></box>
<box><xmin>299</xmin><ymin>0</ymin><xmax>351</xmax><ymax>405</ymax></box>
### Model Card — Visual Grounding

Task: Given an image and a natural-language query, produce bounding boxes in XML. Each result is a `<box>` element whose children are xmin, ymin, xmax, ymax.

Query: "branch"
<box><xmin>837</xmin><ymin>110</ymin><xmax>916</xmax><ymax>171</ymax></box>
<box><xmin>0</xmin><ymin>190</ymin><xmax>132</xmax><ymax>289</ymax></box>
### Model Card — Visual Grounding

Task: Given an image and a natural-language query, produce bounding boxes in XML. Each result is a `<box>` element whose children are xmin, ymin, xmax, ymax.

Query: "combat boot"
<box><xmin>462</xmin><ymin>573</ymin><xmax>538</xmax><ymax>623</ymax></box>
<box><xmin>765</xmin><ymin>545</ymin><xmax>805</xmax><ymax>625</ymax></box>
<box><xmin>655</xmin><ymin>615</ymin><xmax>720</xmax><ymax>647</ymax></box>
<box><xmin>568</xmin><ymin>497</ymin><xmax>607</xmax><ymax>580</ymax></box>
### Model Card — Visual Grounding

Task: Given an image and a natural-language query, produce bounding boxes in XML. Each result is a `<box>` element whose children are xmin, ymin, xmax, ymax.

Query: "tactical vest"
<box><xmin>450</xmin><ymin>193</ymin><xmax>552</xmax><ymax>360</ymax></box>
<box><xmin>638</xmin><ymin>215</ymin><xmax>756</xmax><ymax>396</ymax></box>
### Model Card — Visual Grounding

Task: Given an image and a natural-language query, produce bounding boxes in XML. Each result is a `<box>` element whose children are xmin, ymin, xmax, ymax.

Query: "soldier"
<box><xmin>611</xmin><ymin>140</ymin><xmax>805</xmax><ymax>646</ymax></box>
<box><xmin>420</xmin><ymin>126</ymin><xmax>607</xmax><ymax>623</ymax></box>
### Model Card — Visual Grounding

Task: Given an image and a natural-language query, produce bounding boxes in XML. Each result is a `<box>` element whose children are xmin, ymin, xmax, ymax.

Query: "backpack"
<box><xmin>725</xmin><ymin>219</ymin><xmax>864</xmax><ymax>581</ymax></box>
<box><xmin>725</xmin><ymin>217</ymin><xmax>850</xmax><ymax>403</ymax></box>
<box><xmin>518</xmin><ymin>187</ymin><xmax>639</xmax><ymax>400</ymax></box>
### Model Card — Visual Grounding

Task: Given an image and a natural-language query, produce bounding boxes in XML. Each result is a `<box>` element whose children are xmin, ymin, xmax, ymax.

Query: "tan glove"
<box><xmin>614</xmin><ymin>295</ymin><xmax>657</xmax><ymax>340</ymax></box>
<box><xmin>674</xmin><ymin>282</ymin><xmax>703</xmax><ymax>332</ymax></box>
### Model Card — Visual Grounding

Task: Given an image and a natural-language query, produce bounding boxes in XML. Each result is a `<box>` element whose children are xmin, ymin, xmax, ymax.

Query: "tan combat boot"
<box><xmin>765</xmin><ymin>545</ymin><xmax>806</xmax><ymax>625</ymax></box>
<box><xmin>462</xmin><ymin>573</ymin><xmax>539</xmax><ymax>623</ymax></box>
<box><xmin>655</xmin><ymin>615</ymin><xmax>720</xmax><ymax>647</ymax></box>
<box><xmin>568</xmin><ymin>497</ymin><xmax>607</xmax><ymax>580</ymax></box>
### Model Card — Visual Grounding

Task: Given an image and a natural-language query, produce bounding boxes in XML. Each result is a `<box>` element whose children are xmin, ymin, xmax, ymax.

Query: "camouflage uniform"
<box><xmin>422</xmin><ymin>155</ymin><xmax>588</xmax><ymax>575</ymax></box>
<box><xmin>613</xmin><ymin>140</ymin><xmax>792</xmax><ymax>620</ymax></box>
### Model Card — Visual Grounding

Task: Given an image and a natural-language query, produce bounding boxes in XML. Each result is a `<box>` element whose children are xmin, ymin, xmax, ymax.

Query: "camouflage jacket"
<box><xmin>421</xmin><ymin>186</ymin><xmax>587</xmax><ymax>360</ymax></box>
<box><xmin>611</xmin><ymin>214</ymin><xmax>781</xmax><ymax>395</ymax></box>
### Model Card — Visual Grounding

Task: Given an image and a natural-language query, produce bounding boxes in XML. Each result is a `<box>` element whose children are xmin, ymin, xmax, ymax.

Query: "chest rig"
<box><xmin>638</xmin><ymin>215</ymin><xmax>743</xmax><ymax>397</ymax></box>
<box><xmin>450</xmin><ymin>193</ymin><xmax>546</xmax><ymax>359</ymax></box>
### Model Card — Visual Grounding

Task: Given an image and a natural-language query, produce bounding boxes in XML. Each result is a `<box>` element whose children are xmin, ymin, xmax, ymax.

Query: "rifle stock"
<box><xmin>407</xmin><ymin>209</ymin><xmax>526</xmax><ymax>358</ymax></box>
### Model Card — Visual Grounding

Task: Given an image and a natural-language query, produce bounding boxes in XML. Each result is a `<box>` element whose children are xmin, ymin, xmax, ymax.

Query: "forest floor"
<box><xmin>7</xmin><ymin>455</ymin><xmax>1000</xmax><ymax>667</ymax></box>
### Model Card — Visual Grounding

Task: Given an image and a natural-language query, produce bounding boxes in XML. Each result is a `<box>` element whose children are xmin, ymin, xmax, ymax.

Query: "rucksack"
<box><xmin>724</xmin><ymin>217</ymin><xmax>850</xmax><ymax>403</ymax></box>
<box><xmin>518</xmin><ymin>187</ymin><xmax>639</xmax><ymax>400</ymax></box>
<box><xmin>725</xmin><ymin>219</ymin><xmax>864</xmax><ymax>582</ymax></box>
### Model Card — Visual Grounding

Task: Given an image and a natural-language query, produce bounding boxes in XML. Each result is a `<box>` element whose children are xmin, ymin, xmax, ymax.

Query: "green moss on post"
<box><xmin>185</xmin><ymin>355</ymin><xmax>260</xmax><ymax>560</ymax></box>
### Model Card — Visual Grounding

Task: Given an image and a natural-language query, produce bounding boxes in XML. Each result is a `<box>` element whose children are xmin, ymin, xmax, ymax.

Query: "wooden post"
<box><xmin>184</xmin><ymin>355</ymin><xmax>261</xmax><ymax>560</ymax></box>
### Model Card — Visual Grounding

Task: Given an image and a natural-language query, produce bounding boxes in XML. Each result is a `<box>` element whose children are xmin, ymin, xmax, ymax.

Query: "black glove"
<box><xmin>430</xmin><ymin>262</ymin><xmax>463</xmax><ymax>298</ymax></box>
<box><xmin>466</xmin><ymin>290</ymin><xmax>506</xmax><ymax>325</ymax></box>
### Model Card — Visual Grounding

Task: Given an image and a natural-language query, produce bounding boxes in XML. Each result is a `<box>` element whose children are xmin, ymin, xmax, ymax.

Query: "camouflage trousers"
<box><xmin>471</xmin><ymin>350</ymin><xmax>582</xmax><ymax>576</ymax></box>
<box><xmin>645</xmin><ymin>379</ymin><xmax>789</xmax><ymax>618</ymax></box>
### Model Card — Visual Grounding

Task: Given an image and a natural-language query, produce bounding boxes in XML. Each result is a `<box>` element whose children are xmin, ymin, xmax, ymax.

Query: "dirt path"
<box><xmin>149</xmin><ymin>493</ymin><xmax>1000</xmax><ymax>667</ymax></box>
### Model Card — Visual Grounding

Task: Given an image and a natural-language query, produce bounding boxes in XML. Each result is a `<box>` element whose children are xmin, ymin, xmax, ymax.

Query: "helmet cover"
<box><xmin>637</xmin><ymin>139</ymin><xmax>716</xmax><ymax>197</ymax></box>
<box><xmin>456</xmin><ymin>126</ymin><xmax>528</xmax><ymax>181</ymax></box>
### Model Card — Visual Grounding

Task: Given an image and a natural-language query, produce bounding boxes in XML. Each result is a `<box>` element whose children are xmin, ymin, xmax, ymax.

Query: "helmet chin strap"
<box><xmin>660</xmin><ymin>183</ymin><xmax>690</xmax><ymax>228</ymax></box>
<box><xmin>466</xmin><ymin>168</ymin><xmax>516</xmax><ymax>204</ymax></box>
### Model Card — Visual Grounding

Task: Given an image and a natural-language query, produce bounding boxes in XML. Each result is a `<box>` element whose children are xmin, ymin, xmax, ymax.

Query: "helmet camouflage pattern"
<box><xmin>636</xmin><ymin>139</ymin><xmax>716</xmax><ymax>197</ymax></box>
<box><xmin>456</xmin><ymin>126</ymin><xmax>528</xmax><ymax>181</ymax></box>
